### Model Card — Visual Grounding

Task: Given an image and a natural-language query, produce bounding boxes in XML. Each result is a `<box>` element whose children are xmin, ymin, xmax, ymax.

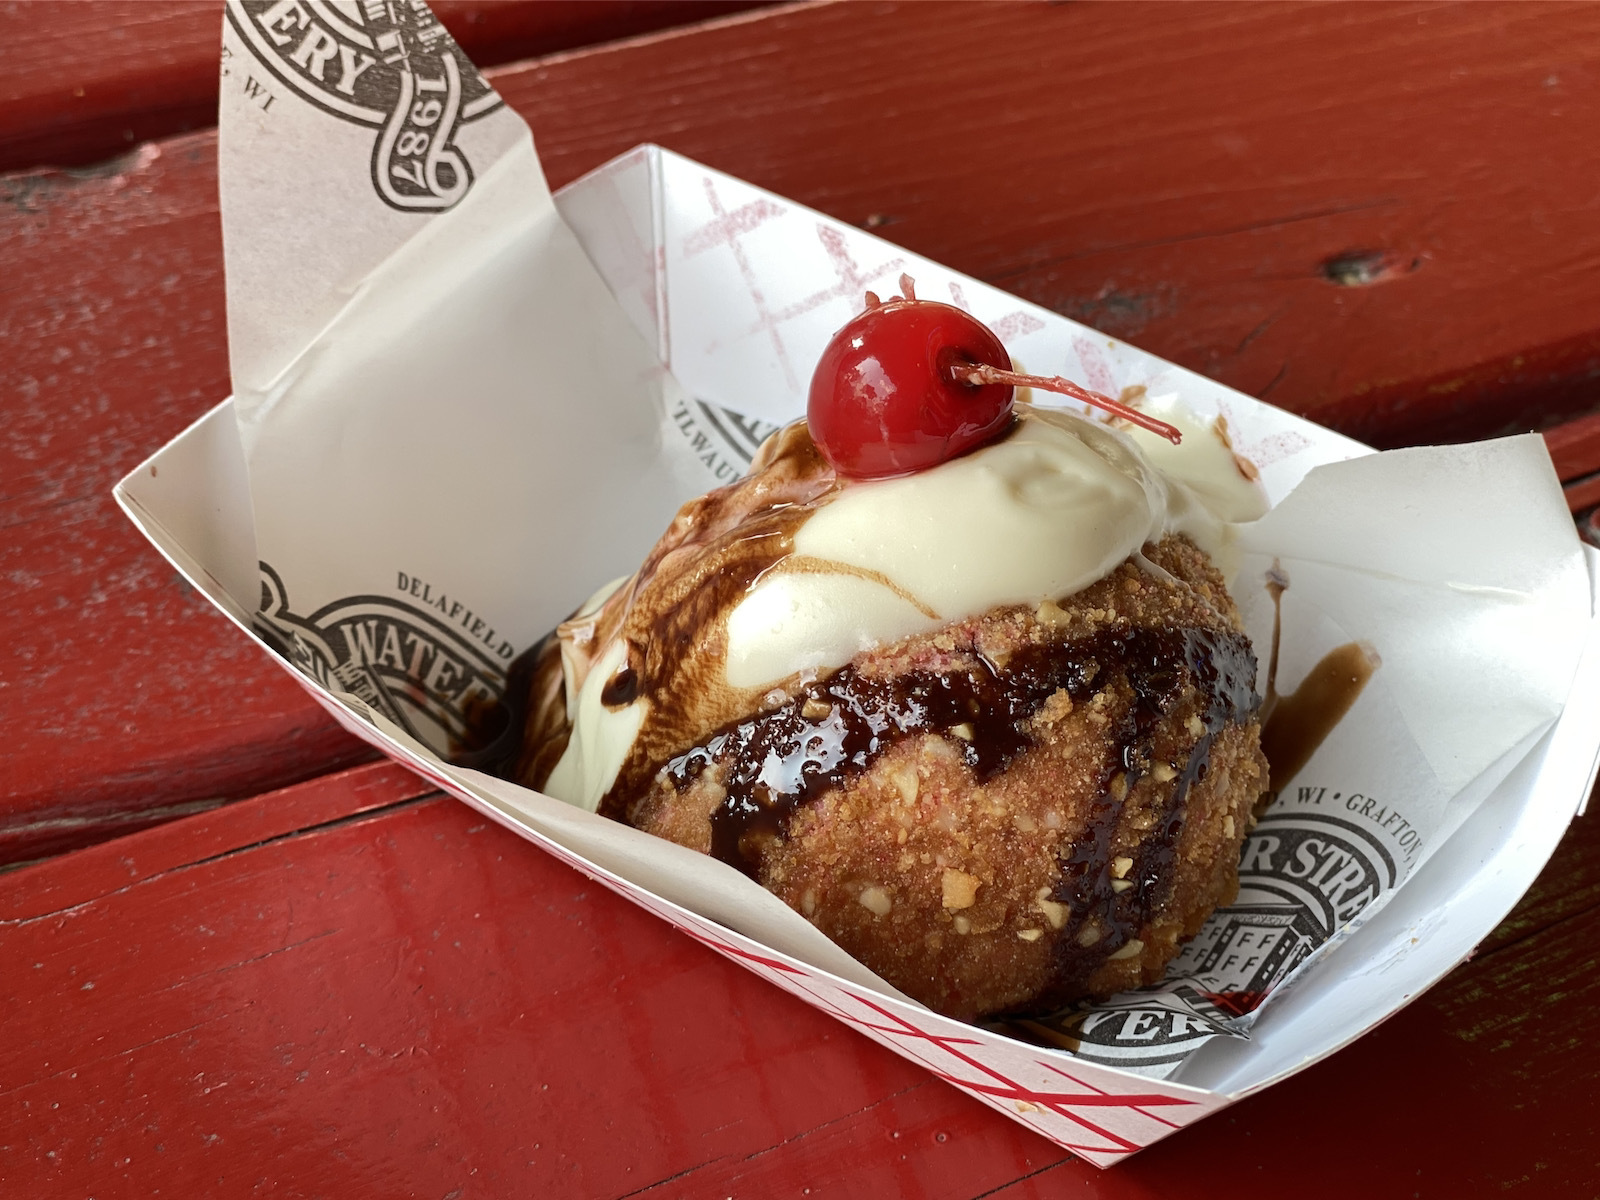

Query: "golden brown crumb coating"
<box><xmin>626</xmin><ymin>535</ymin><xmax>1267</xmax><ymax>1020</ymax></box>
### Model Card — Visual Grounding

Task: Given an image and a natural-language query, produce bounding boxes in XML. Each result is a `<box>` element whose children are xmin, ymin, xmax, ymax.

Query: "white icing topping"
<box><xmin>541</xmin><ymin>399</ymin><xmax>1266</xmax><ymax>805</ymax></box>
<box><xmin>1121</xmin><ymin>394</ymin><xmax>1270</xmax><ymax>524</ymax></box>
<box><xmin>543</xmin><ymin>637</ymin><xmax>645</xmax><ymax>813</ymax></box>
<box><xmin>724</xmin><ymin>405</ymin><xmax>1229</xmax><ymax>689</ymax></box>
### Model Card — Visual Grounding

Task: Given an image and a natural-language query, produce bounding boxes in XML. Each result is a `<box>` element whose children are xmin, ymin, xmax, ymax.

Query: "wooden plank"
<box><xmin>1563</xmin><ymin>472</ymin><xmax>1600</xmax><ymax>514</ymax></box>
<box><xmin>1</xmin><ymin>767</ymin><xmax>1595</xmax><ymax>1195</ymax></box>
<box><xmin>9</xmin><ymin>1</ymin><xmax>1600</xmax><ymax>856</ymax></box>
<box><xmin>498</xmin><ymin>0</ymin><xmax>1600</xmax><ymax>451</ymax></box>
<box><xmin>0</xmin><ymin>131</ymin><xmax>374</xmax><ymax>867</ymax></box>
<box><xmin>1543</xmin><ymin>411</ymin><xmax>1600</xmax><ymax>482</ymax></box>
<box><xmin>1476</xmin><ymin>806</ymin><xmax>1600</xmax><ymax>958</ymax></box>
<box><xmin>0</xmin><ymin>0</ymin><xmax>769</xmax><ymax>174</ymax></box>
<box><xmin>0</xmin><ymin>759</ymin><xmax>434</xmax><ymax>923</ymax></box>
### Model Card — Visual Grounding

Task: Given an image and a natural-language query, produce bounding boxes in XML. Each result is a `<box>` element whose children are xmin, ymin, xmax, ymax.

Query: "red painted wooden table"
<box><xmin>4</xmin><ymin>3</ymin><xmax>1600</xmax><ymax>1195</ymax></box>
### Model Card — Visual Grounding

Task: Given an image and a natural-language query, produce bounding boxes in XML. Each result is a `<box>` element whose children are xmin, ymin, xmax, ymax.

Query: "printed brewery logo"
<box><xmin>1012</xmin><ymin>986</ymin><xmax>1238</xmax><ymax>1077</ymax></box>
<box><xmin>257</xmin><ymin>562</ymin><xmax>513</xmax><ymax>756</ymax></box>
<box><xmin>1167</xmin><ymin>806</ymin><xmax>1400</xmax><ymax>1016</ymax></box>
<box><xmin>1014</xmin><ymin>802</ymin><xmax>1403</xmax><ymax>1074</ymax></box>
<box><xmin>227</xmin><ymin>0</ymin><xmax>502</xmax><ymax>211</ymax></box>
<box><xmin>670</xmin><ymin>397</ymin><xmax>781</xmax><ymax>484</ymax></box>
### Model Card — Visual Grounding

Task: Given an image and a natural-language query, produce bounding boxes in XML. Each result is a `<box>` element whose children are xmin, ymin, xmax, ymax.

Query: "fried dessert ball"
<box><xmin>619</xmin><ymin>535</ymin><xmax>1265</xmax><ymax>1020</ymax></box>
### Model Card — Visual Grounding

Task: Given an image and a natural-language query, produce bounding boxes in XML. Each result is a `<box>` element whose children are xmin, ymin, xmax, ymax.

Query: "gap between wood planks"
<box><xmin>966</xmin><ymin>1158</ymin><xmax>1077</xmax><ymax>1200</ymax></box>
<box><xmin>612</xmin><ymin>1081</ymin><xmax>936</xmax><ymax>1199</ymax></box>
<box><xmin>987</xmin><ymin>198</ymin><xmax>1403</xmax><ymax>285</ymax></box>
<box><xmin>0</xmin><ymin>1</ymin><xmax>777</xmax><ymax>176</ymax></box>
<box><xmin>0</xmin><ymin>792</ymin><xmax>437</xmax><ymax>930</ymax></box>
<box><xmin>0</xmin><ymin>1011</ymin><xmax>248</xmax><ymax>1104</ymax></box>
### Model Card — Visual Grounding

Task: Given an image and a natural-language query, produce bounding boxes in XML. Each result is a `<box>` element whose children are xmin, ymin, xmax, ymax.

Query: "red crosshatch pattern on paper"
<box><xmin>674</xmin><ymin>921</ymin><xmax>1203</xmax><ymax>1162</ymax></box>
<box><xmin>756</xmin><ymin>223</ymin><xmax>905</xmax><ymax>349</ymax></box>
<box><xmin>682</xmin><ymin>177</ymin><xmax>797</xmax><ymax>386</ymax></box>
<box><xmin>946</xmin><ymin>281</ymin><xmax>1047</xmax><ymax>343</ymax></box>
<box><xmin>1073</xmin><ymin>335</ymin><xmax>1119</xmax><ymax>397</ymax></box>
<box><xmin>685</xmin><ymin>179</ymin><xmax>909</xmax><ymax>392</ymax></box>
<box><xmin>1215</xmin><ymin>395</ymin><xmax>1313</xmax><ymax>468</ymax></box>
<box><xmin>586</xmin><ymin>150</ymin><xmax>661</xmax><ymax>331</ymax></box>
<box><xmin>992</xmin><ymin>311</ymin><xmax>1047</xmax><ymax>342</ymax></box>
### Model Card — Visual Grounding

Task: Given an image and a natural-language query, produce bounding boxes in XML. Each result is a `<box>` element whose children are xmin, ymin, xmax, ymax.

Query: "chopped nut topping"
<box><xmin>1012</xmin><ymin>812</ymin><xmax>1038</xmax><ymax>834</ymax></box>
<box><xmin>1110</xmin><ymin>879</ymin><xmax>1134</xmax><ymax>894</ymax></box>
<box><xmin>858</xmin><ymin>886</ymin><xmax>892</xmax><ymax>916</ymax></box>
<box><xmin>1109</xmin><ymin>938</ymin><xmax>1145</xmax><ymax>961</ymax></box>
<box><xmin>1017</xmin><ymin>928</ymin><xmax>1043</xmax><ymax>942</ymax></box>
<box><xmin>1108</xmin><ymin>772</ymin><xmax>1129</xmax><ymax>801</ymax></box>
<box><xmin>950</xmin><ymin>722</ymin><xmax>975</xmax><ymax>741</ymax></box>
<box><xmin>1150</xmin><ymin>762</ymin><xmax>1176</xmax><ymax>783</ymax></box>
<box><xmin>1185</xmin><ymin>715</ymin><xmax>1205</xmax><ymax>738</ymax></box>
<box><xmin>1223</xmin><ymin>814</ymin><xmax>1235</xmax><ymax>838</ymax></box>
<box><xmin>1111</xmin><ymin>856</ymin><xmax>1133</xmax><ymax>879</ymax></box>
<box><xmin>942</xmin><ymin>869</ymin><xmax>981</xmax><ymax>910</ymax></box>
<box><xmin>801</xmin><ymin>697</ymin><xmax>832</xmax><ymax>721</ymax></box>
<box><xmin>801</xmin><ymin>888</ymin><xmax>817</xmax><ymax>916</ymax></box>
<box><xmin>1035</xmin><ymin>598</ymin><xmax>1071</xmax><ymax>628</ymax></box>
<box><xmin>1034</xmin><ymin>688</ymin><xmax>1074</xmax><ymax>725</ymax></box>
<box><xmin>953</xmin><ymin>916</ymin><xmax>972</xmax><ymax>935</ymax></box>
<box><xmin>1076</xmin><ymin>923</ymin><xmax>1102</xmax><ymax>947</ymax></box>
<box><xmin>889</xmin><ymin>762</ymin><xmax>919</xmax><ymax>806</ymax></box>
<box><xmin>1035</xmin><ymin>895</ymin><xmax>1069</xmax><ymax>929</ymax></box>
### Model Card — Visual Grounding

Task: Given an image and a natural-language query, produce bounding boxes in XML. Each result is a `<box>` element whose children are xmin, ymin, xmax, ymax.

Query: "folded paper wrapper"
<box><xmin>112</xmin><ymin>1</ymin><xmax>1600</xmax><ymax>1165</ymax></box>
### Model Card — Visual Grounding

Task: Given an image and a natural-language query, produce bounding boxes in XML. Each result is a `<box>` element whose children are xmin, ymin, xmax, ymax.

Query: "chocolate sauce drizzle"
<box><xmin>1038</xmin><ymin>628</ymin><xmax>1255</xmax><ymax>1007</ymax></box>
<box><xmin>659</xmin><ymin>625</ymin><xmax>1256</xmax><ymax>993</ymax></box>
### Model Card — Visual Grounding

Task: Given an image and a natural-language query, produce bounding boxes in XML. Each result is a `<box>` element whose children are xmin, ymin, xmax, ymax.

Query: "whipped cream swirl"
<box><xmin>534</xmin><ymin>402</ymin><xmax>1267</xmax><ymax>811</ymax></box>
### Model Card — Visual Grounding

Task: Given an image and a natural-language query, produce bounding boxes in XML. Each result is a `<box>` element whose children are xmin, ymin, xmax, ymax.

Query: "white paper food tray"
<box><xmin>112</xmin><ymin>1</ymin><xmax>1600</xmax><ymax>1165</ymax></box>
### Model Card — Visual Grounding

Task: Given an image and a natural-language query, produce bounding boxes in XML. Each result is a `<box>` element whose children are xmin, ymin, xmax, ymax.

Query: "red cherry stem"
<box><xmin>955</xmin><ymin>363</ymin><xmax>1183</xmax><ymax>444</ymax></box>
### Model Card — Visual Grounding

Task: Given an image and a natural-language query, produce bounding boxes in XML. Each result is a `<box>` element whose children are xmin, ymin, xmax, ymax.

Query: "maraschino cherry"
<box><xmin>807</xmin><ymin>275</ymin><xmax>1181</xmax><ymax>480</ymax></box>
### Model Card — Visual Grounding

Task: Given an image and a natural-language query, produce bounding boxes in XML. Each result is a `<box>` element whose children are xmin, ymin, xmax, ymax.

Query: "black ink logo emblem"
<box><xmin>257</xmin><ymin>562</ymin><xmax>512</xmax><ymax>755</ymax></box>
<box><xmin>670</xmin><ymin>398</ymin><xmax>781</xmax><ymax>484</ymax></box>
<box><xmin>1011</xmin><ymin>986</ymin><xmax>1237</xmax><ymax>1075</ymax></box>
<box><xmin>228</xmin><ymin>0</ymin><xmax>502</xmax><ymax>211</ymax></box>
<box><xmin>1168</xmin><ymin>809</ymin><xmax>1397</xmax><ymax>1015</ymax></box>
<box><xmin>1012</xmin><ymin>806</ymin><xmax>1400</xmax><ymax>1071</ymax></box>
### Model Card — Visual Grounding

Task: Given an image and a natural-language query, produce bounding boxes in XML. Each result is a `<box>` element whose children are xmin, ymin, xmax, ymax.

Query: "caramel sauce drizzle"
<box><xmin>1258</xmin><ymin>563</ymin><xmax>1380</xmax><ymax>795</ymax></box>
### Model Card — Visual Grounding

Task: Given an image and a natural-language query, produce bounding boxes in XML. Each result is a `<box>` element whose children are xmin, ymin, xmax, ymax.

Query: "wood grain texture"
<box><xmin>0</xmin><ymin>134</ymin><xmax>376</xmax><ymax>867</ymax></box>
<box><xmin>501</xmin><ymin>0</ymin><xmax>1600</xmax><ymax>451</ymax></box>
<box><xmin>1</xmin><ymin>768</ymin><xmax>1594</xmax><ymax>1197</ymax></box>
<box><xmin>8</xmin><ymin>2</ymin><xmax>1600</xmax><ymax>852</ymax></box>
<box><xmin>0</xmin><ymin>0</ymin><xmax>767</xmax><ymax>174</ymax></box>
